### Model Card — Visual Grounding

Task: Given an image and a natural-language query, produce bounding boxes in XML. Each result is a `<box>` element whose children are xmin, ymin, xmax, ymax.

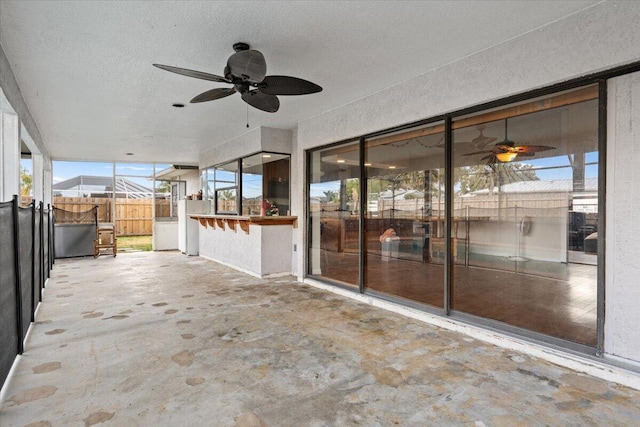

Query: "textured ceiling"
<box><xmin>0</xmin><ymin>1</ymin><xmax>599</xmax><ymax>164</ymax></box>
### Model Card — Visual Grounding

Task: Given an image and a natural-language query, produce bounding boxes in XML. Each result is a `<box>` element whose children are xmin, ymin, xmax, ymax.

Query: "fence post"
<box><xmin>48</xmin><ymin>204</ymin><xmax>53</xmax><ymax>271</ymax></box>
<box><xmin>12</xmin><ymin>195</ymin><xmax>24</xmax><ymax>354</ymax></box>
<box><xmin>31</xmin><ymin>202</ymin><xmax>36</xmax><ymax>322</ymax></box>
<box><xmin>39</xmin><ymin>201</ymin><xmax>44</xmax><ymax>299</ymax></box>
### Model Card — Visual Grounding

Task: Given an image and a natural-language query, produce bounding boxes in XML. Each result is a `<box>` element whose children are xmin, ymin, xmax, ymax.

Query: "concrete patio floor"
<box><xmin>1</xmin><ymin>252</ymin><xmax>640</xmax><ymax>426</ymax></box>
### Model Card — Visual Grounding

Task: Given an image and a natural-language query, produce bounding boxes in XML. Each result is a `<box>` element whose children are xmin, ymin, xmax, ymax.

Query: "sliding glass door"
<box><xmin>451</xmin><ymin>85</ymin><xmax>599</xmax><ymax>346</ymax></box>
<box><xmin>364</xmin><ymin>124</ymin><xmax>445</xmax><ymax>307</ymax></box>
<box><xmin>308</xmin><ymin>141</ymin><xmax>360</xmax><ymax>288</ymax></box>
<box><xmin>307</xmin><ymin>84</ymin><xmax>601</xmax><ymax>347</ymax></box>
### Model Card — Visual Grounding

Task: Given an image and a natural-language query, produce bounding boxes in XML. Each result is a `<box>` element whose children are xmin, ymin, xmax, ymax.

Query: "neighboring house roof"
<box><xmin>53</xmin><ymin>175</ymin><xmax>154</xmax><ymax>198</ymax></box>
<box><xmin>379</xmin><ymin>189</ymin><xmax>425</xmax><ymax>200</ymax></box>
<box><xmin>472</xmin><ymin>178</ymin><xmax>598</xmax><ymax>195</ymax></box>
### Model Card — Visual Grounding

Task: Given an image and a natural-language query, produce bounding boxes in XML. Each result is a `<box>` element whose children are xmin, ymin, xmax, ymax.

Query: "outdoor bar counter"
<box><xmin>191</xmin><ymin>214</ymin><xmax>297</xmax><ymax>278</ymax></box>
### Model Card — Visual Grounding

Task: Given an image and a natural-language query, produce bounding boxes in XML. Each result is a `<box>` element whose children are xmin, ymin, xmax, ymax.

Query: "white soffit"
<box><xmin>0</xmin><ymin>1</ymin><xmax>599</xmax><ymax>163</ymax></box>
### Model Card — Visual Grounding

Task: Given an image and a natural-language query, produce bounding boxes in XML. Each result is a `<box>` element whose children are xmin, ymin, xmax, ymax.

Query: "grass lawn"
<box><xmin>118</xmin><ymin>235</ymin><xmax>152</xmax><ymax>252</ymax></box>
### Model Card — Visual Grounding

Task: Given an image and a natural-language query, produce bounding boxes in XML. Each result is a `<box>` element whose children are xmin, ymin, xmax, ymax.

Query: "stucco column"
<box><xmin>605</xmin><ymin>71</ymin><xmax>640</xmax><ymax>366</ymax></box>
<box><xmin>1</xmin><ymin>111</ymin><xmax>20</xmax><ymax>201</ymax></box>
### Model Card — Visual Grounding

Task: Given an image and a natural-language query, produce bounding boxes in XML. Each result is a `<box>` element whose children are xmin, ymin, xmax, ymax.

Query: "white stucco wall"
<box><xmin>178</xmin><ymin>169</ymin><xmax>201</xmax><ymax>196</ymax></box>
<box><xmin>606</xmin><ymin>71</ymin><xmax>640</xmax><ymax>365</ymax></box>
<box><xmin>261</xmin><ymin>127</ymin><xmax>293</xmax><ymax>154</ymax></box>
<box><xmin>0</xmin><ymin>111</ymin><xmax>20</xmax><ymax>200</ymax></box>
<box><xmin>153</xmin><ymin>220</ymin><xmax>178</xmax><ymax>251</ymax></box>
<box><xmin>199</xmin><ymin>222</ymin><xmax>293</xmax><ymax>278</ymax></box>
<box><xmin>200</xmin><ymin>127</ymin><xmax>261</xmax><ymax>168</ymax></box>
<box><xmin>199</xmin><ymin>126</ymin><xmax>293</xmax><ymax>169</ymax></box>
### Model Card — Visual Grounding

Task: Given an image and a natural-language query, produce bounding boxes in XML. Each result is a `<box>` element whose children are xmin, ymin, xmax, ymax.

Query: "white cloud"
<box><xmin>118</xmin><ymin>166</ymin><xmax>153</xmax><ymax>172</ymax></box>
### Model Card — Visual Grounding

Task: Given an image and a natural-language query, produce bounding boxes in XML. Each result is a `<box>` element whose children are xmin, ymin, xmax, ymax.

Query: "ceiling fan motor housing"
<box><xmin>233</xmin><ymin>42</ymin><xmax>250</xmax><ymax>52</ymax></box>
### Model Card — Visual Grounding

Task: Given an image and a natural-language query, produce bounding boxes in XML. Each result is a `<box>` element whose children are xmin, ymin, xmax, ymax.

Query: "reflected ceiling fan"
<box><xmin>463</xmin><ymin>118</ymin><xmax>556</xmax><ymax>163</ymax></box>
<box><xmin>453</xmin><ymin>125</ymin><xmax>497</xmax><ymax>151</ymax></box>
<box><xmin>153</xmin><ymin>42</ymin><xmax>322</xmax><ymax>113</ymax></box>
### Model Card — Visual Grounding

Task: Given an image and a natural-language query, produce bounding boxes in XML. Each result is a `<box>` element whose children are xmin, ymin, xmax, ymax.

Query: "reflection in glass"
<box><xmin>214</xmin><ymin>161</ymin><xmax>238</xmax><ymax>214</ymax></box>
<box><xmin>242</xmin><ymin>153</ymin><xmax>290</xmax><ymax>216</ymax></box>
<box><xmin>203</xmin><ymin>168</ymin><xmax>214</xmax><ymax>205</ymax></box>
<box><xmin>364</xmin><ymin>124</ymin><xmax>445</xmax><ymax>307</ymax></box>
<box><xmin>451</xmin><ymin>85</ymin><xmax>599</xmax><ymax>346</ymax></box>
<box><xmin>308</xmin><ymin>141</ymin><xmax>360</xmax><ymax>287</ymax></box>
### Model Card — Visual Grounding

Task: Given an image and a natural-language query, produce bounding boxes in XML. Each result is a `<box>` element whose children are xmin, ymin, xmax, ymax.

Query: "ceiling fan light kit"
<box><xmin>463</xmin><ymin>118</ymin><xmax>556</xmax><ymax>164</ymax></box>
<box><xmin>153</xmin><ymin>43</ymin><xmax>322</xmax><ymax>113</ymax></box>
<box><xmin>495</xmin><ymin>151</ymin><xmax>518</xmax><ymax>162</ymax></box>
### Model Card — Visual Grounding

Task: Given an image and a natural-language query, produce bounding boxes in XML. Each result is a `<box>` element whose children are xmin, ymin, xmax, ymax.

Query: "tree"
<box><xmin>322</xmin><ymin>190</ymin><xmax>338</xmax><ymax>203</ymax></box>
<box><xmin>156</xmin><ymin>180</ymin><xmax>171</xmax><ymax>193</ymax></box>
<box><xmin>457</xmin><ymin>162</ymin><xmax>539</xmax><ymax>195</ymax></box>
<box><xmin>219</xmin><ymin>190</ymin><xmax>236</xmax><ymax>201</ymax></box>
<box><xmin>20</xmin><ymin>166</ymin><xmax>33</xmax><ymax>196</ymax></box>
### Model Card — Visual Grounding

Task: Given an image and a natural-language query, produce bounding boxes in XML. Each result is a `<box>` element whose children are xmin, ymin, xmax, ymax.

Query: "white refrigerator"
<box><xmin>178</xmin><ymin>200</ymin><xmax>209</xmax><ymax>255</ymax></box>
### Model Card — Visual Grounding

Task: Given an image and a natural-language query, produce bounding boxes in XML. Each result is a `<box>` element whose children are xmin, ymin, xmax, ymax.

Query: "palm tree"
<box><xmin>20</xmin><ymin>166</ymin><xmax>33</xmax><ymax>196</ymax></box>
<box><xmin>457</xmin><ymin>162</ymin><xmax>538</xmax><ymax>195</ymax></box>
<box><xmin>219</xmin><ymin>190</ymin><xmax>236</xmax><ymax>201</ymax></box>
<box><xmin>322</xmin><ymin>190</ymin><xmax>338</xmax><ymax>203</ymax></box>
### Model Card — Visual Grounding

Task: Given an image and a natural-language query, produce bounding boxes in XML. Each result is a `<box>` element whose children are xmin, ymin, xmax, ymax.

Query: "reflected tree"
<box><xmin>457</xmin><ymin>162</ymin><xmax>538</xmax><ymax>195</ymax></box>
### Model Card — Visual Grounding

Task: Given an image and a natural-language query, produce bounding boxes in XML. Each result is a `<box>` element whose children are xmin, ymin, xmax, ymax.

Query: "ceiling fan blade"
<box><xmin>241</xmin><ymin>90</ymin><xmax>279</xmax><ymax>113</ymax></box>
<box><xmin>153</xmin><ymin>64</ymin><xmax>230</xmax><ymax>83</ymax></box>
<box><xmin>472</xmin><ymin>135</ymin><xmax>497</xmax><ymax>149</ymax></box>
<box><xmin>259</xmin><ymin>75</ymin><xmax>323</xmax><ymax>95</ymax></box>
<box><xmin>453</xmin><ymin>141</ymin><xmax>477</xmax><ymax>154</ymax></box>
<box><xmin>513</xmin><ymin>145</ymin><xmax>556</xmax><ymax>153</ymax></box>
<box><xmin>190</xmin><ymin>87</ymin><xmax>236</xmax><ymax>103</ymax></box>
<box><xmin>463</xmin><ymin>150</ymin><xmax>493</xmax><ymax>156</ymax></box>
<box><xmin>227</xmin><ymin>50</ymin><xmax>266</xmax><ymax>83</ymax></box>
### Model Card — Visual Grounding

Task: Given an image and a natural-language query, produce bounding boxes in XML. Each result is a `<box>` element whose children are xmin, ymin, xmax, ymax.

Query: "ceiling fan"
<box><xmin>153</xmin><ymin>42</ymin><xmax>322</xmax><ymax>113</ymax></box>
<box><xmin>463</xmin><ymin>118</ymin><xmax>556</xmax><ymax>163</ymax></box>
<box><xmin>452</xmin><ymin>125</ymin><xmax>497</xmax><ymax>151</ymax></box>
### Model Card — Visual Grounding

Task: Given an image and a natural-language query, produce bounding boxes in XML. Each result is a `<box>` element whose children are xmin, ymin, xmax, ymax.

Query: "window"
<box><xmin>242</xmin><ymin>153</ymin><xmax>290</xmax><ymax>216</ymax></box>
<box><xmin>203</xmin><ymin>153</ymin><xmax>291</xmax><ymax>216</ymax></box>
<box><xmin>214</xmin><ymin>160</ymin><xmax>239</xmax><ymax>214</ymax></box>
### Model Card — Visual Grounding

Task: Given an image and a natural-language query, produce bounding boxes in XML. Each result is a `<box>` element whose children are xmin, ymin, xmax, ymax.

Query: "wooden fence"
<box><xmin>311</xmin><ymin>192</ymin><xmax>576</xmax><ymax>220</ymax></box>
<box><xmin>47</xmin><ymin>197</ymin><xmax>170</xmax><ymax>236</ymax></box>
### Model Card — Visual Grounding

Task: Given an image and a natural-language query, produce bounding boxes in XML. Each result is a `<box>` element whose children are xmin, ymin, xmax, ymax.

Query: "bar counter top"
<box><xmin>189</xmin><ymin>214</ymin><xmax>297</xmax><ymax>234</ymax></box>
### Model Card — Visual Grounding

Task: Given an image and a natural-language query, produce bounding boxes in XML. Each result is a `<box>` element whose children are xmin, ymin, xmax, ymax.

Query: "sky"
<box><xmin>52</xmin><ymin>161</ymin><xmax>172</xmax><ymax>184</ymax></box>
<box><xmin>310</xmin><ymin>152</ymin><xmax>599</xmax><ymax>199</ymax></box>
<box><xmin>39</xmin><ymin>152</ymin><xmax>599</xmax><ymax>199</ymax></box>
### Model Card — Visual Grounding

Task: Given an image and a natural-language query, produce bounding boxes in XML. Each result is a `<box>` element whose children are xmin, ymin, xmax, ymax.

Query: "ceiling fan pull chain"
<box><xmin>246</xmin><ymin>103</ymin><xmax>249</xmax><ymax>128</ymax></box>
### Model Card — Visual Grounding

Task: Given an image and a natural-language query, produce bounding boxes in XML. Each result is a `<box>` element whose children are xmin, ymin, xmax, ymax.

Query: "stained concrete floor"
<box><xmin>1</xmin><ymin>252</ymin><xmax>640</xmax><ymax>427</ymax></box>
